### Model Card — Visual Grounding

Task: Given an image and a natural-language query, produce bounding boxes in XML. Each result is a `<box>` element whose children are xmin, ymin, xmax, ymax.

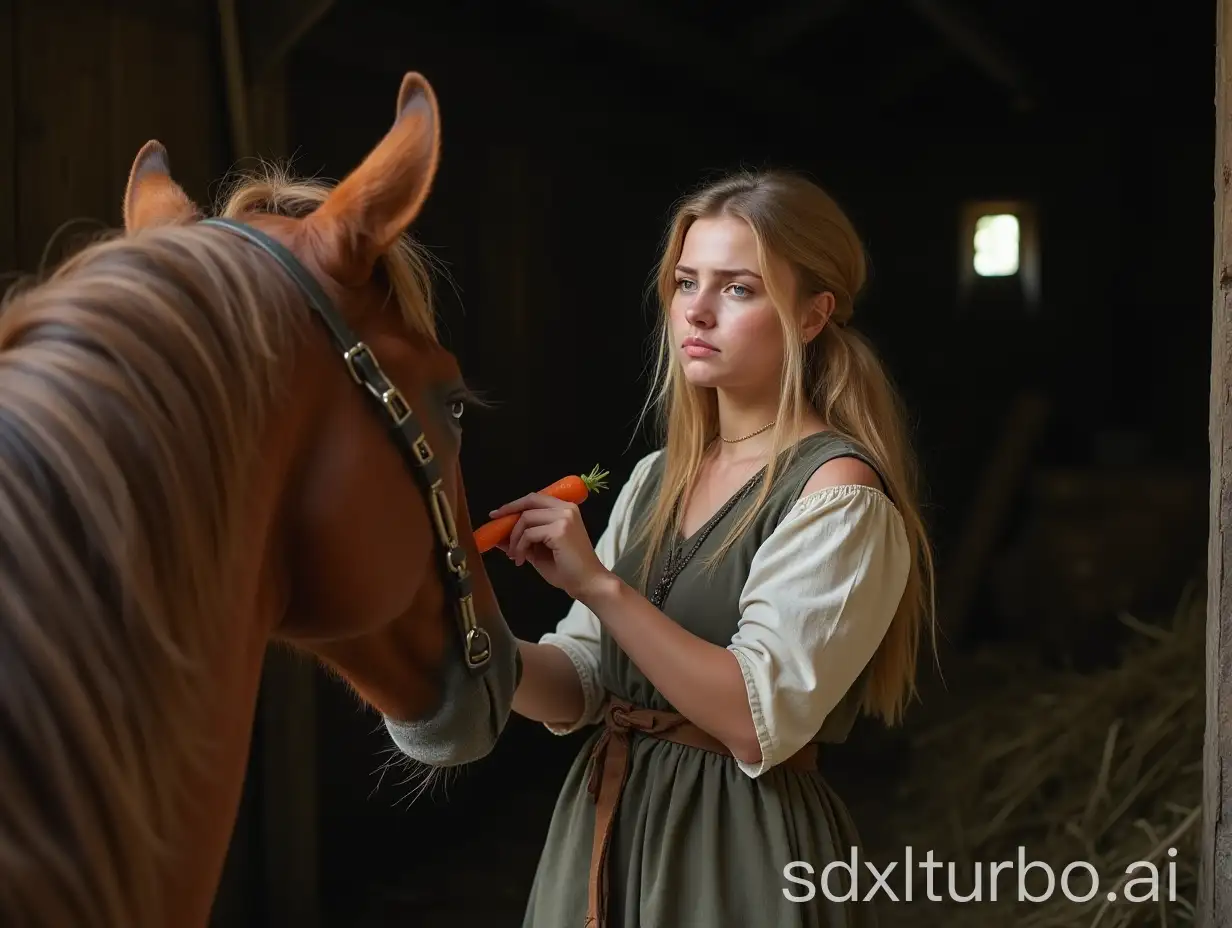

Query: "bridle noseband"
<box><xmin>199</xmin><ymin>217</ymin><xmax>492</xmax><ymax>674</ymax></box>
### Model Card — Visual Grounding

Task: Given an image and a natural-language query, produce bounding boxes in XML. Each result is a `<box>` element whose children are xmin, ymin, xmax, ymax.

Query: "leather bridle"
<box><xmin>200</xmin><ymin>217</ymin><xmax>493</xmax><ymax>674</ymax></box>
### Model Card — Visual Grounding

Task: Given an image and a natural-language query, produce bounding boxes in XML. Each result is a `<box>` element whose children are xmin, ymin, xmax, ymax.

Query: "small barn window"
<box><xmin>973</xmin><ymin>213</ymin><xmax>1020</xmax><ymax>276</ymax></box>
<box><xmin>959</xmin><ymin>199</ymin><xmax>1040</xmax><ymax>312</ymax></box>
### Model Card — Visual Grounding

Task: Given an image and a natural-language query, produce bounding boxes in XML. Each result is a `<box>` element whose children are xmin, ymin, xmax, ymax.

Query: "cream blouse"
<box><xmin>538</xmin><ymin>449</ymin><xmax>912</xmax><ymax>779</ymax></box>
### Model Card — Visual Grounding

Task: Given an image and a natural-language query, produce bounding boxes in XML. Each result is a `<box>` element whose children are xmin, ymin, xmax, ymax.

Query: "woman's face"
<box><xmin>669</xmin><ymin>216</ymin><xmax>792</xmax><ymax>396</ymax></box>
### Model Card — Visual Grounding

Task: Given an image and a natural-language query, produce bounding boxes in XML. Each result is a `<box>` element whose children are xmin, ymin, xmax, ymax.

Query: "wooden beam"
<box><xmin>49</xmin><ymin>0</ymin><xmax>206</xmax><ymax>29</ymax></box>
<box><xmin>1204</xmin><ymin>0</ymin><xmax>1232</xmax><ymax>922</ymax></box>
<box><xmin>108</xmin><ymin>1</ymin><xmax>219</xmax><ymax>209</ymax></box>
<box><xmin>534</xmin><ymin>0</ymin><xmax>815</xmax><ymax>115</ymax></box>
<box><xmin>295</xmin><ymin>0</ymin><xmax>830</xmax><ymax>128</ymax></box>
<box><xmin>15</xmin><ymin>0</ymin><xmax>115</xmax><ymax>273</ymax></box>
<box><xmin>868</xmin><ymin>45</ymin><xmax>950</xmax><ymax>109</ymax></box>
<box><xmin>902</xmin><ymin>0</ymin><xmax>1035</xmax><ymax>110</ymax></box>
<box><xmin>257</xmin><ymin>651</ymin><xmax>319</xmax><ymax>928</ymax></box>
<box><xmin>533</xmin><ymin>0</ymin><xmax>684</xmax><ymax>62</ymax></box>
<box><xmin>216</xmin><ymin>0</ymin><xmax>252</xmax><ymax>158</ymax></box>
<box><xmin>940</xmin><ymin>390</ymin><xmax>1050</xmax><ymax>642</ymax></box>
<box><xmin>214</xmin><ymin>4</ymin><xmax>319</xmax><ymax>925</ymax></box>
<box><xmin>240</xmin><ymin>0</ymin><xmax>336</xmax><ymax>80</ymax></box>
<box><xmin>247</xmin><ymin>67</ymin><xmax>289</xmax><ymax>163</ymax></box>
<box><xmin>0</xmin><ymin>0</ymin><xmax>15</xmax><ymax>277</ymax></box>
<box><xmin>749</xmin><ymin>0</ymin><xmax>850</xmax><ymax>60</ymax></box>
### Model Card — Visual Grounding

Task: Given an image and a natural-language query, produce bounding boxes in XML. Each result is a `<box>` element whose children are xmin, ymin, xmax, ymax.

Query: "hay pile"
<box><xmin>875</xmin><ymin>581</ymin><xmax>1204</xmax><ymax>928</ymax></box>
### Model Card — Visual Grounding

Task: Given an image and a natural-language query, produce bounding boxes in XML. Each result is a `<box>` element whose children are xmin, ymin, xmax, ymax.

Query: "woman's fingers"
<box><xmin>489</xmin><ymin>492</ymin><xmax>572</xmax><ymax>519</ymax></box>
<box><xmin>510</xmin><ymin>523</ymin><xmax>560</xmax><ymax>564</ymax></box>
<box><xmin>506</xmin><ymin>508</ymin><xmax>563</xmax><ymax>554</ymax></box>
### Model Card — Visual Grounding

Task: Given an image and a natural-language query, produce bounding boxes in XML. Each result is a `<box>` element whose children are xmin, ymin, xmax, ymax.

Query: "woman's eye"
<box><xmin>677</xmin><ymin>278</ymin><xmax>696</xmax><ymax>292</ymax></box>
<box><xmin>729</xmin><ymin>284</ymin><xmax>749</xmax><ymax>297</ymax></box>
<box><xmin>449</xmin><ymin>399</ymin><xmax>466</xmax><ymax>420</ymax></box>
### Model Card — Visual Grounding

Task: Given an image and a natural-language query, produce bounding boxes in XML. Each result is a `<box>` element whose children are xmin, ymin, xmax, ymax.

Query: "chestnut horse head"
<box><xmin>0</xmin><ymin>72</ymin><xmax>519</xmax><ymax>928</ymax></box>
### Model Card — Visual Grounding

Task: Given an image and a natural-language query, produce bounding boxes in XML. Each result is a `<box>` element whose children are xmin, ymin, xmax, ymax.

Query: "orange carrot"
<box><xmin>474</xmin><ymin>464</ymin><xmax>609</xmax><ymax>553</ymax></box>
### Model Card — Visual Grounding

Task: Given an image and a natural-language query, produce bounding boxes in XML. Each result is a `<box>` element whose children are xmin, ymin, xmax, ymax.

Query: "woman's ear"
<box><xmin>801</xmin><ymin>291</ymin><xmax>836</xmax><ymax>344</ymax></box>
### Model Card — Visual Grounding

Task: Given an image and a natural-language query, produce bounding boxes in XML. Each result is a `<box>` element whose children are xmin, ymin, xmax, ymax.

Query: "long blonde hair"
<box><xmin>632</xmin><ymin>168</ymin><xmax>937</xmax><ymax>726</ymax></box>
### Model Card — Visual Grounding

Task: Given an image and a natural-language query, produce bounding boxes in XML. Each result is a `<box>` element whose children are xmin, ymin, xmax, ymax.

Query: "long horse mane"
<box><xmin>0</xmin><ymin>163</ymin><xmax>439</xmax><ymax>928</ymax></box>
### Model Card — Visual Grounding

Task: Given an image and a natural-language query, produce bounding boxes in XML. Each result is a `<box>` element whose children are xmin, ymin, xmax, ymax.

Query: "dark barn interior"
<box><xmin>0</xmin><ymin>0</ymin><xmax>1218</xmax><ymax>925</ymax></box>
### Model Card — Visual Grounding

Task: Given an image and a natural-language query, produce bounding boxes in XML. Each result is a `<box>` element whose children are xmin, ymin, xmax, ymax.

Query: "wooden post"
<box><xmin>215</xmin><ymin>4</ymin><xmax>319</xmax><ymax>924</ymax></box>
<box><xmin>940</xmin><ymin>390</ymin><xmax>1050</xmax><ymax>641</ymax></box>
<box><xmin>14</xmin><ymin>0</ymin><xmax>115</xmax><ymax>273</ymax></box>
<box><xmin>1204</xmin><ymin>0</ymin><xmax>1232</xmax><ymax>923</ymax></box>
<box><xmin>0</xmin><ymin>0</ymin><xmax>15</xmax><ymax>277</ymax></box>
<box><xmin>248</xmin><ymin>78</ymin><xmax>319</xmax><ymax>925</ymax></box>
<box><xmin>240</xmin><ymin>0</ymin><xmax>336</xmax><ymax>80</ymax></box>
<box><xmin>902</xmin><ymin>0</ymin><xmax>1034</xmax><ymax>109</ymax></box>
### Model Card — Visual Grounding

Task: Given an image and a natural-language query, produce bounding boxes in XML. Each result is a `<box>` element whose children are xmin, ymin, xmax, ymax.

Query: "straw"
<box><xmin>872</xmin><ymin>580</ymin><xmax>1204</xmax><ymax>928</ymax></box>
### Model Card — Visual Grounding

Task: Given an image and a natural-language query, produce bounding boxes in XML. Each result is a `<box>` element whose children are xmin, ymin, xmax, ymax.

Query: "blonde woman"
<box><xmin>493</xmin><ymin>169</ymin><xmax>936</xmax><ymax>928</ymax></box>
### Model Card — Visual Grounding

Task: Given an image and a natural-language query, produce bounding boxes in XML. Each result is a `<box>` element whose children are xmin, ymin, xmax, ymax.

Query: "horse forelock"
<box><xmin>214</xmin><ymin>160</ymin><xmax>444</xmax><ymax>344</ymax></box>
<box><xmin>0</xmin><ymin>222</ymin><xmax>309</xmax><ymax>928</ymax></box>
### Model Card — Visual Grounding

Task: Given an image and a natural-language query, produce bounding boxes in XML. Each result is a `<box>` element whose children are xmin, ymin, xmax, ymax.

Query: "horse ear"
<box><xmin>304</xmin><ymin>72</ymin><xmax>441</xmax><ymax>286</ymax></box>
<box><xmin>123</xmin><ymin>141</ymin><xmax>200</xmax><ymax>232</ymax></box>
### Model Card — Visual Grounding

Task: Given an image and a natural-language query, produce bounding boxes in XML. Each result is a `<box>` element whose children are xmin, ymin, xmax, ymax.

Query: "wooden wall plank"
<box><xmin>108</xmin><ymin>2</ymin><xmax>219</xmax><ymax>210</ymax></box>
<box><xmin>235</xmin><ymin>55</ymin><xmax>322</xmax><ymax>928</ymax></box>
<box><xmin>108</xmin><ymin>8</ymin><xmax>250</xmax><ymax>921</ymax></box>
<box><xmin>258</xmin><ymin>650</ymin><xmax>319</xmax><ymax>928</ymax></box>
<box><xmin>0</xmin><ymin>0</ymin><xmax>16</xmax><ymax>276</ymax></box>
<box><xmin>1203</xmin><ymin>0</ymin><xmax>1232</xmax><ymax>923</ymax></box>
<box><xmin>248</xmin><ymin>68</ymin><xmax>289</xmax><ymax>162</ymax></box>
<box><xmin>15</xmin><ymin>0</ymin><xmax>115</xmax><ymax>273</ymax></box>
<box><xmin>9</xmin><ymin>1</ymin><xmax>313</xmax><ymax>922</ymax></box>
<box><xmin>242</xmin><ymin>0</ymin><xmax>336</xmax><ymax>80</ymax></box>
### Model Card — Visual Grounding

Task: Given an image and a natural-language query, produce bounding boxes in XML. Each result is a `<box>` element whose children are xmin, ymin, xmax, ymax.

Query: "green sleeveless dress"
<box><xmin>523</xmin><ymin>432</ymin><xmax>904</xmax><ymax>928</ymax></box>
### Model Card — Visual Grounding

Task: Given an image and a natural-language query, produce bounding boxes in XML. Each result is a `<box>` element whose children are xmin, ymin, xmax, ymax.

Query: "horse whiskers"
<box><xmin>367</xmin><ymin>743</ymin><xmax>463</xmax><ymax>808</ymax></box>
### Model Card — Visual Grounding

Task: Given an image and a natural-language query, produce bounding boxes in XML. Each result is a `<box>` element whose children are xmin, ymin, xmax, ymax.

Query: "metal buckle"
<box><xmin>343</xmin><ymin>342</ymin><xmax>375</xmax><ymax>384</ymax></box>
<box><xmin>412</xmin><ymin>433</ymin><xmax>434</xmax><ymax>465</ymax></box>
<box><xmin>380</xmin><ymin>386</ymin><xmax>412</xmax><ymax>426</ymax></box>
<box><xmin>463</xmin><ymin>615</ymin><xmax>492</xmax><ymax>669</ymax></box>
<box><xmin>428</xmin><ymin>478</ymin><xmax>460</xmax><ymax>553</ymax></box>
<box><xmin>345</xmin><ymin>342</ymin><xmax>415</xmax><ymax>427</ymax></box>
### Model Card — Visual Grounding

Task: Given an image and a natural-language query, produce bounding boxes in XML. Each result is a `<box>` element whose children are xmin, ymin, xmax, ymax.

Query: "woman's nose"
<box><xmin>685</xmin><ymin>298</ymin><xmax>714</xmax><ymax>327</ymax></box>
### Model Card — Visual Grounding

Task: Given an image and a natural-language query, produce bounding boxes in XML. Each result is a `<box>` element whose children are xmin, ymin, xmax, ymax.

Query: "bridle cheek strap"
<box><xmin>199</xmin><ymin>217</ymin><xmax>492</xmax><ymax>673</ymax></box>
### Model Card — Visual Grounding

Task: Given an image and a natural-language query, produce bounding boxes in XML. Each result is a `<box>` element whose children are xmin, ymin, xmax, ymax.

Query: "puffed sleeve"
<box><xmin>537</xmin><ymin>449</ymin><xmax>663</xmax><ymax>734</ymax></box>
<box><xmin>727</xmin><ymin>484</ymin><xmax>911</xmax><ymax>778</ymax></box>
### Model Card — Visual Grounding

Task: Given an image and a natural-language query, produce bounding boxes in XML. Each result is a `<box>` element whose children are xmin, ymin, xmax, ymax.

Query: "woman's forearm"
<box><xmin>578</xmin><ymin>573</ymin><xmax>762</xmax><ymax>764</ymax></box>
<box><xmin>511</xmin><ymin>639</ymin><xmax>587</xmax><ymax>727</ymax></box>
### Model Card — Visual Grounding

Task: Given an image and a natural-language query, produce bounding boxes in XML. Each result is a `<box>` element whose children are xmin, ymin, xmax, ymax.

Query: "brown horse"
<box><xmin>0</xmin><ymin>72</ymin><xmax>520</xmax><ymax>928</ymax></box>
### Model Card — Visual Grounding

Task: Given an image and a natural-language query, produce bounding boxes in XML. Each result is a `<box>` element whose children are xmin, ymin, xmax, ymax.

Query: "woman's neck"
<box><xmin>714</xmin><ymin>388</ymin><xmax>779</xmax><ymax>445</ymax></box>
<box><xmin>711</xmin><ymin>388</ymin><xmax>826</xmax><ymax>463</ymax></box>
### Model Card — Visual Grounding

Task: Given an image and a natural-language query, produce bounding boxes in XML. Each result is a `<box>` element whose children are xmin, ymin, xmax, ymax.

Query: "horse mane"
<box><xmin>0</xmin><ymin>164</ymin><xmax>440</xmax><ymax>927</ymax></box>
<box><xmin>213</xmin><ymin>160</ymin><xmax>444</xmax><ymax>343</ymax></box>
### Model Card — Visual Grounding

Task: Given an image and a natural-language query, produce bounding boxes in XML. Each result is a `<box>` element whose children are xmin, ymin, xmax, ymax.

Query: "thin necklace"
<box><xmin>651</xmin><ymin>468</ymin><xmax>764</xmax><ymax>608</ymax></box>
<box><xmin>720</xmin><ymin>420</ymin><xmax>775</xmax><ymax>443</ymax></box>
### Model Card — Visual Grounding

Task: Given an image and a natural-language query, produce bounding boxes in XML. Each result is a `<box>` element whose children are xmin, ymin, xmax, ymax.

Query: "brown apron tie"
<box><xmin>583</xmin><ymin>697</ymin><xmax>819</xmax><ymax>928</ymax></box>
